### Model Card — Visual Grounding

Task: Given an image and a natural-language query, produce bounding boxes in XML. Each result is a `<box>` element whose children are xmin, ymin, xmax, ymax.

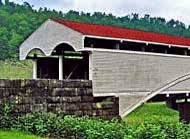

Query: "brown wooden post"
<box><xmin>178</xmin><ymin>102</ymin><xmax>190</xmax><ymax>124</ymax></box>
<box><xmin>166</xmin><ymin>99</ymin><xmax>177</xmax><ymax>110</ymax></box>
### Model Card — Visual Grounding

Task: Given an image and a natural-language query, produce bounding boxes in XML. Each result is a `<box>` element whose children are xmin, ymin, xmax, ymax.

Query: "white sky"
<box><xmin>7</xmin><ymin>0</ymin><xmax>190</xmax><ymax>26</ymax></box>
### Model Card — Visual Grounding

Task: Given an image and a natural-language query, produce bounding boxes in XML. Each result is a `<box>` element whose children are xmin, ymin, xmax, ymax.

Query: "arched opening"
<box><xmin>26</xmin><ymin>48</ymin><xmax>46</xmax><ymax>59</ymax></box>
<box><xmin>51</xmin><ymin>43</ymin><xmax>75</xmax><ymax>55</ymax></box>
<box><xmin>37</xmin><ymin>43</ymin><xmax>89</xmax><ymax>80</ymax></box>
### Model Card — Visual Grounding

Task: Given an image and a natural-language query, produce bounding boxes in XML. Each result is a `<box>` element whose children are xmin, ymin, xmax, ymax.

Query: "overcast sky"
<box><xmin>7</xmin><ymin>0</ymin><xmax>190</xmax><ymax>26</ymax></box>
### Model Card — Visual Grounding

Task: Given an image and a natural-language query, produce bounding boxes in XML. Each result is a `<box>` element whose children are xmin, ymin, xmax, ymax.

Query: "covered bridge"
<box><xmin>20</xmin><ymin>19</ymin><xmax>190</xmax><ymax>119</ymax></box>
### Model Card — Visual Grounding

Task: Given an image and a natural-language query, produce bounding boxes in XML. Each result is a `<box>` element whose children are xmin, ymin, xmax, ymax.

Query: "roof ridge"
<box><xmin>51</xmin><ymin>18</ymin><xmax>190</xmax><ymax>46</ymax></box>
<box><xmin>52</xmin><ymin>18</ymin><xmax>188</xmax><ymax>39</ymax></box>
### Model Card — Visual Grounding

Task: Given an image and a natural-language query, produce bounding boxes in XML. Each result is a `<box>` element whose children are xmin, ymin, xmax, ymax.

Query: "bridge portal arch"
<box><xmin>29</xmin><ymin>42</ymin><xmax>90</xmax><ymax>80</ymax></box>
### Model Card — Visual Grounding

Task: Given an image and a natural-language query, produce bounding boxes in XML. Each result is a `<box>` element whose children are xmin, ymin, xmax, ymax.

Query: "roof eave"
<box><xmin>84</xmin><ymin>35</ymin><xmax>190</xmax><ymax>48</ymax></box>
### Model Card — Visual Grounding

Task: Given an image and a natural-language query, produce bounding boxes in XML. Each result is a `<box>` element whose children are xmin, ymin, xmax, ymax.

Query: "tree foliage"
<box><xmin>0</xmin><ymin>1</ymin><xmax>190</xmax><ymax>60</ymax></box>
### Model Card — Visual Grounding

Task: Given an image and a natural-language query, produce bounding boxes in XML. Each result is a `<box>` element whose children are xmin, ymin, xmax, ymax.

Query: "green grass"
<box><xmin>0</xmin><ymin>130</ymin><xmax>47</xmax><ymax>139</ymax></box>
<box><xmin>124</xmin><ymin>102</ymin><xmax>179</xmax><ymax>124</ymax></box>
<box><xmin>0</xmin><ymin>60</ymin><xmax>32</xmax><ymax>79</ymax></box>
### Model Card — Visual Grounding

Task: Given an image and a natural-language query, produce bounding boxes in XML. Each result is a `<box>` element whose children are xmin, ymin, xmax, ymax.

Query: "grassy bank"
<box><xmin>0</xmin><ymin>130</ymin><xmax>47</xmax><ymax>139</ymax></box>
<box><xmin>124</xmin><ymin>102</ymin><xmax>179</xmax><ymax>124</ymax></box>
<box><xmin>0</xmin><ymin>60</ymin><xmax>32</xmax><ymax>79</ymax></box>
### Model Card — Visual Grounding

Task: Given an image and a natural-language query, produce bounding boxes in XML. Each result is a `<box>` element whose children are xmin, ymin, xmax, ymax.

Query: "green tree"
<box><xmin>0</xmin><ymin>27</ymin><xmax>9</xmax><ymax>60</ymax></box>
<box><xmin>5</xmin><ymin>0</ymin><xmax>9</xmax><ymax>5</ymax></box>
<box><xmin>0</xmin><ymin>1</ymin><xmax>189</xmax><ymax>60</ymax></box>
<box><xmin>0</xmin><ymin>0</ymin><xmax>2</xmax><ymax>6</ymax></box>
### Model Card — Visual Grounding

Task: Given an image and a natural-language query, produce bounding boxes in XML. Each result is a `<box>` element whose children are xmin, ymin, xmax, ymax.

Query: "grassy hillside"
<box><xmin>0</xmin><ymin>60</ymin><xmax>32</xmax><ymax>79</ymax></box>
<box><xmin>0</xmin><ymin>130</ymin><xmax>47</xmax><ymax>139</ymax></box>
<box><xmin>124</xmin><ymin>102</ymin><xmax>179</xmax><ymax>124</ymax></box>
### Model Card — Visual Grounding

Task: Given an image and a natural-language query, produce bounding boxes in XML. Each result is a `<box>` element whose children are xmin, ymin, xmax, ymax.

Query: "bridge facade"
<box><xmin>19</xmin><ymin>19</ymin><xmax>190</xmax><ymax>122</ymax></box>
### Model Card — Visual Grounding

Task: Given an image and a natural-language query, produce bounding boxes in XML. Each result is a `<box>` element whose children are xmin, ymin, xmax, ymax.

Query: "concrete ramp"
<box><xmin>119</xmin><ymin>94</ymin><xmax>147</xmax><ymax>116</ymax></box>
<box><xmin>120</xmin><ymin>72</ymin><xmax>190</xmax><ymax>118</ymax></box>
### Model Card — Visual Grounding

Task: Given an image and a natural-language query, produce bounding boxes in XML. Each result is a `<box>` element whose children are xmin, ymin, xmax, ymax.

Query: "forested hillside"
<box><xmin>0</xmin><ymin>0</ymin><xmax>190</xmax><ymax>60</ymax></box>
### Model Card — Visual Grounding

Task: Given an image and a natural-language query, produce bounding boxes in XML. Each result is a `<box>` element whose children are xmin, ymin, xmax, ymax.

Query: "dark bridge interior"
<box><xmin>36</xmin><ymin>43</ymin><xmax>89</xmax><ymax>80</ymax></box>
<box><xmin>84</xmin><ymin>37</ymin><xmax>190</xmax><ymax>56</ymax></box>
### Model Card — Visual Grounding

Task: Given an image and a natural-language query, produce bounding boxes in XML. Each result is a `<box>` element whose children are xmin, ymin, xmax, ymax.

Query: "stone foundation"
<box><xmin>0</xmin><ymin>79</ymin><xmax>119</xmax><ymax>120</ymax></box>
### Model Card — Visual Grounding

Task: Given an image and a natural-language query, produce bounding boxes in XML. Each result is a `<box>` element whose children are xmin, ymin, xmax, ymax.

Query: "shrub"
<box><xmin>1</xmin><ymin>108</ymin><xmax>190</xmax><ymax>139</ymax></box>
<box><xmin>0</xmin><ymin>111</ymin><xmax>127</xmax><ymax>139</ymax></box>
<box><xmin>0</xmin><ymin>102</ymin><xmax>15</xmax><ymax>129</ymax></box>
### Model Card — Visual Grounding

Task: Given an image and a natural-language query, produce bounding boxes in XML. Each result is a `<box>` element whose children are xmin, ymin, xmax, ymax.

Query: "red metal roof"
<box><xmin>53</xmin><ymin>19</ymin><xmax>190</xmax><ymax>46</ymax></box>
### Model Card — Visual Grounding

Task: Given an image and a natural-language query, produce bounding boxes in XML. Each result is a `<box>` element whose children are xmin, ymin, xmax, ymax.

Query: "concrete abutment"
<box><xmin>0</xmin><ymin>79</ymin><xmax>119</xmax><ymax>120</ymax></box>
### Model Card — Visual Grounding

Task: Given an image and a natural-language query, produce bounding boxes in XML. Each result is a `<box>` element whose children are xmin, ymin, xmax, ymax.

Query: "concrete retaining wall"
<box><xmin>0</xmin><ymin>79</ymin><xmax>119</xmax><ymax>120</ymax></box>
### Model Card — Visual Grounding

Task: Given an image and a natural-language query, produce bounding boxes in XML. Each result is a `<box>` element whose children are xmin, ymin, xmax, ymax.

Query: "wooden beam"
<box><xmin>32</xmin><ymin>59</ymin><xmax>37</xmax><ymax>79</ymax></box>
<box><xmin>59</xmin><ymin>56</ymin><xmax>63</xmax><ymax>80</ymax></box>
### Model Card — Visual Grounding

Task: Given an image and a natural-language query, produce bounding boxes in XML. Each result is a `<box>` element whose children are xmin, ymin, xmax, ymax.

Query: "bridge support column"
<box><xmin>32</xmin><ymin>59</ymin><xmax>37</xmax><ymax>79</ymax></box>
<box><xmin>89</xmin><ymin>53</ymin><xmax>93</xmax><ymax>80</ymax></box>
<box><xmin>177</xmin><ymin>102</ymin><xmax>190</xmax><ymax>124</ymax></box>
<box><xmin>59</xmin><ymin>56</ymin><xmax>63</xmax><ymax>80</ymax></box>
<box><xmin>166</xmin><ymin>99</ymin><xmax>177</xmax><ymax>110</ymax></box>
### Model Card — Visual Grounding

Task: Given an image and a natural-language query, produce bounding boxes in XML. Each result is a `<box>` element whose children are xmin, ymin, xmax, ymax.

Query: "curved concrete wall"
<box><xmin>168</xmin><ymin>78</ymin><xmax>190</xmax><ymax>91</ymax></box>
